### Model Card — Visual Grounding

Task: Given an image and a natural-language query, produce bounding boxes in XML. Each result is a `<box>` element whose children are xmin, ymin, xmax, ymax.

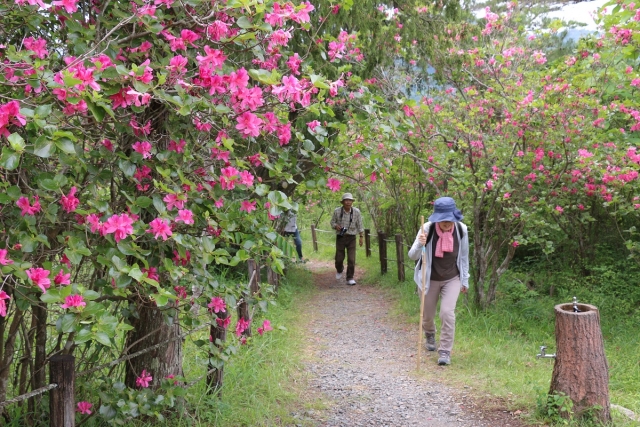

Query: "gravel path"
<box><xmin>295</xmin><ymin>260</ymin><xmax>526</xmax><ymax>427</ymax></box>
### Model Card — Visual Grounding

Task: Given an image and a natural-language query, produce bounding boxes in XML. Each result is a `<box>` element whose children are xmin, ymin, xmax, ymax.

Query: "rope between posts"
<box><xmin>0</xmin><ymin>383</ymin><xmax>58</xmax><ymax>408</ymax></box>
<box><xmin>77</xmin><ymin>323</ymin><xmax>209</xmax><ymax>378</ymax></box>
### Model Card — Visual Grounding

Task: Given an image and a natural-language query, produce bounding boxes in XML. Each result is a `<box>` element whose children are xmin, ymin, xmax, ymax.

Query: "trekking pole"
<box><xmin>416</xmin><ymin>216</ymin><xmax>428</xmax><ymax>371</ymax></box>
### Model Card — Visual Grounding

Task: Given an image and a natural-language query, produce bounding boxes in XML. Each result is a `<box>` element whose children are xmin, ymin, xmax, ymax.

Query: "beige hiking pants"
<box><xmin>422</xmin><ymin>276</ymin><xmax>462</xmax><ymax>353</ymax></box>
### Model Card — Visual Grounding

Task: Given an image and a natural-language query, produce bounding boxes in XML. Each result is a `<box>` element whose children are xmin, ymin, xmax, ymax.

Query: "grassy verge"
<box><xmin>124</xmin><ymin>264</ymin><xmax>321</xmax><ymax>427</ymax></box>
<box><xmin>303</xmin><ymin>227</ymin><xmax>640</xmax><ymax>426</ymax></box>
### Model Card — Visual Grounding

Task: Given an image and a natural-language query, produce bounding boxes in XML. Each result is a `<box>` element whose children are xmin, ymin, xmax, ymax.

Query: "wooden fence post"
<box><xmin>207</xmin><ymin>309</ymin><xmax>229</xmax><ymax>396</ymax></box>
<box><xmin>378</xmin><ymin>231</ymin><xmax>387</xmax><ymax>275</ymax></box>
<box><xmin>549</xmin><ymin>302</ymin><xmax>610</xmax><ymax>422</ymax></box>
<box><xmin>49</xmin><ymin>354</ymin><xmax>75</xmax><ymax>427</ymax></box>
<box><xmin>395</xmin><ymin>233</ymin><xmax>405</xmax><ymax>282</ymax></box>
<box><xmin>267</xmin><ymin>267</ymin><xmax>279</xmax><ymax>293</ymax></box>
<box><xmin>364</xmin><ymin>229</ymin><xmax>371</xmax><ymax>257</ymax></box>
<box><xmin>310</xmin><ymin>224</ymin><xmax>318</xmax><ymax>252</ymax></box>
<box><xmin>237</xmin><ymin>259</ymin><xmax>259</xmax><ymax>337</ymax></box>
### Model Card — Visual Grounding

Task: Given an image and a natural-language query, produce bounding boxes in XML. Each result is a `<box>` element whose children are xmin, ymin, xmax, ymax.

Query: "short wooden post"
<box><xmin>237</xmin><ymin>260</ymin><xmax>259</xmax><ymax>337</ymax></box>
<box><xmin>549</xmin><ymin>303</ymin><xmax>610</xmax><ymax>422</ymax></box>
<box><xmin>49</xmin><ymin>354</ymin><xmax>75</xmax><ymax>427</ymax></box>
<box><xmin>395</xmin><ymin>233</ymin><xmax>405</xmax><ymax>282</ymax></box>
<box><xmin>207</xmin><ymin>309</ymin><xmax>230</xmax><ymax>396</ymax></box>
<box><xmin>364</xmin><ymin>229</ymin><xmax>371</xmax><ymax>257</ymax></box>
<box><xmin>378</xmin><ymin>231</ymin><xmax>387</xmax><ymax>275</ymax></box>
<box><xmin>267</xmin><ymin>267</ymin><xmax>279</xmax><ymax>293</ymax></box>
<box><xmin>248</xmin><ymin>259</ymin><xmax>260</xmax><ymax>297</ymax></box>
<box><xmin>310</xmin><ymin>224</ymin><xmax>318</xmax><ymax>252</ymax></box>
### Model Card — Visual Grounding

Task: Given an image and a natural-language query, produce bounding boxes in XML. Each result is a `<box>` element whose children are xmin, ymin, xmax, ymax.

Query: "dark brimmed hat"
<box><xmin>428</xmin><ymin>197</ymin><xmax>463</xmax><ymax>223</ymax></box>
<box><xmin>341</xmin><ymin>193</ymin><xmax>355</xmax><ymax>201</ymax></box>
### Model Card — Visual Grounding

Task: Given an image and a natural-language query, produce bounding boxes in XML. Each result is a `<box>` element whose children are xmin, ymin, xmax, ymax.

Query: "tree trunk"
<box><xmin>124</xmin><ymin>302</ymin><xmax>183</xmax><ymax>389</ymax></box>
<box><xmin>549</xmin><ymin>303</ymin><xmax>610</xmax><ymax>422</ymax></box>
<box><xmin>207</xmin><ymin>309</ymin><xmax>230</xmax><ymax>396</ymax></box>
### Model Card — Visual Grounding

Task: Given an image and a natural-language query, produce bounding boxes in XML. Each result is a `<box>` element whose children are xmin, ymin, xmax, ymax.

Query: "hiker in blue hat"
<box><xmin>408</xmin><ymin>197</ymin><xmax>470</xmax><ymax>366</ymax></box>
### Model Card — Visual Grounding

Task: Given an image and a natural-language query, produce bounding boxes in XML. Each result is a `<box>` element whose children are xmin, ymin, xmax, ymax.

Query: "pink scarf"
<box><xmin>434</xmin><ymin>223</ymin><xmax>454</xmax><ymax>258</ymax></box>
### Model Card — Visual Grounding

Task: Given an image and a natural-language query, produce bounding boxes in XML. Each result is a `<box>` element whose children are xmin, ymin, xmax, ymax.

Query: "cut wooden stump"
<box><xmin>549</xmin><ymin>303</ymin><xmax>610</xmax><ymax>422</ymax></box>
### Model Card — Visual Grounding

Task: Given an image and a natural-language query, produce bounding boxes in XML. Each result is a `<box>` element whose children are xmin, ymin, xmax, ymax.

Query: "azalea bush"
<box><xmin>0</xmin><ymin>0</ymin><xmax>359</xmax><ymax>423</ymax></box>
<box><xmin>345</xmin><ymin>1</ymin><xmax>640</xmax><ymax>307</ymax></box>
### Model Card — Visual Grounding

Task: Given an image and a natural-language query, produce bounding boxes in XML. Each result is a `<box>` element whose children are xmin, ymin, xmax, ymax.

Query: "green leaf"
<box><xmin>0</xmin><ymin>148</ymin><xmax>20</xmax><ymax>170</ymax></box>
<box><xmin>40</xmin><ymin>289</ymin><xmax>61</xmax><ymax>303</ymax></box>
<box><xmin>95</xmin><ymin>331</ymin><xmax>112</xmax><ymax>347</ymax></box>
<box><xmin>39</xmin><ymin>178</ymin><xmax>59</xmax><ymax>191</ymax></box>
<box><xmin>8</xmin><ymin>133</ymin><xmax>25</xmax><ymax>152</ymax></box>
<box><xmin>128</xmin><ymin>265</ymin><xmax>144</xmax><ymax>281</ymax></box>
<box><xmin>135</xmin><ymin>196</ymin><xmax>152</xmax><ymax>208</ymax></box>
<box><xmin>87</xmin><ymin>100</ymin><xmax>106</xmax><ymax>122</ymax></box>
<box><xmin>55</xmin><ymin>138</ymin><xmax>77</xmax><ymax>154</ymax></box>
<box><xmin>60</xmin><ymin>313</ymin><xmax>76</xmax><ymax>333</ymax></box>
<box><xmin>236</xmin><ymin>16</ymin><xmax>253</xmax><ymax>29</ymax></box>
<box><xmin>152</xmin><ymin>293</ymin><xmax>169</xmax><ymax>306</ymax></box>
<box><xmin>33</xmin><ymin>137</ymin><xmax>56</xmax><ymax>158</ymax></box>
<box><xmin>118</xmin><ymin>159</ymin><xmax>136</xmax><ymax>177</ymax></box>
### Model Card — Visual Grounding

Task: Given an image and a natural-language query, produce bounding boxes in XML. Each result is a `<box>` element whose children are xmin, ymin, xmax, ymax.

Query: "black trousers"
<box><xmin>335</xmin><ymin>234</ymin><xmax>356</xmax><ymax>280</ymax></box>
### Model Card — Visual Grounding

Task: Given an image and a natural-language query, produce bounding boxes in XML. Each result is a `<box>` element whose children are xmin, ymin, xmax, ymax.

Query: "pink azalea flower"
<box><xmin>369</xmin><ymin>172</ymin><xmax>377</xmax><ymax>182</ymax></box>
<box><xmin>168</xmin><ymin>139</ymin><xmax>186</xmax><ymax>153</ymax></box>
<box><xmin>555</xmin><ymin>206</ymin><xmax>564</xmax><ymax>214</ymax></box>
<box><xmin>257</xmin><ymin>319</ymin><xmax>273</xmax><ymax>336</ymax></box>
<box><xmin>86</xmin><ymin>214</ymin><xmax>103</xmax><ymax>234</ymax></box>
<box><xmin>326</xmin><ymin>178</ymin><xmax>341</xmax><ymax>192</ymax></box>
<box><xmin>0</xmin><ymin>249</ymin><xmax>14</xmax><ymax>265</ymax></box>
<box><xmin>147</xmin><ymin>218</ymin><xmax>172</xmax><ymax>240</ymax></box>
<box><xmin>307</xmin><ymin>120</ymin><xmax>321</xmax><ymax>131</ymax></box>
<box><xmin>23</xmin><ymin>37</ymin><xmax>48</xmax><ymax>59</ymax></box>
<box><xmin>103</xmin><ymin>213</ymin><xmax>135</xmax><ymax>243</ymax></box>
<box><xmin>101</xmin><ymin>139</ymin><xmax>114</xmax><ymax>151</ymax></box>
<box><xmin>16</xmin><ymin>196</ymin><xmax>41</xmax><ymax>216</ymax></box>
<box><xmin>174</xmin><ymin>285</ymin><xmax>187</xmax><ymax>299</ymax></box>
<box><xmin>76</xmin><ymin>401</ymin><xmax>92</xmax><ymax>415</ymax></box>
<box><xmin>172</xmin><ymin>250</ymin><xmax>190</xmax><ymax>266</ymax></box>
<box><xmin>52</xmin><ymin>0</ymin><xmax>78</xmax><ymax>13</ymax></box>
<box><xmin>142</xmin><ymin>267</ymin><xmax>160</xmax><ymax>282</ymax></box>
<box><xmin>60</xmin><ymin>253</ymin><xmax>72</xmax><ymax>269</ymax></box>
<box><xmin>512</xmin><ymin>241</ymin><xmax>520</xmax><ymax>248</ymax></box>
<box><xmin>54</xmin><ymin>269</ymin><xmax>71</xmax><ymax>285</ymax></box>
<box><xmin>61</xmin><ymin>294</ymin><xmax>86</xmax><ymax>309</ymax></box>
<box><xmin>207</xmin><ymin>297</ymin><xmax>226</xmax><ymax>313</ymax></box>
<box><xmin>239</xmin><ymin>171</ymin><xmax>254</xmax><ymax>187</ymax></box>
<box><xmin>214</xmin><ymin>198</ymin><xmax>224</xmax><ymax>208</ymax></box>
<box><xmin>240</xmin><ymin>200</ymin><xmax>257</xmax><ymax>213</ymax></box>
<box><xmin>236</xmin><ymin>111</ymin><xmax>263</xmax><ymax>138</ymax></box>
<box><xmin>163</xmin><ymin>193</ymin><xmax>186</xmax><ymax>210</ymax></box>
<box><xmin>26</xmin><ymin>267</ymin><xmax>51</xmax><ymax>293</ymax></box>
<box><xmin>60</xmin><ymin>187</ymin><xmax>80</xmax><ymax>213</ymax></box>
<box><xmin>132</xmin><ymin>141</ymin><xmax>153</xmax><ymax>159</ymax></box>
<box><xmin>216</xmin><ymin>316</ymin><xmax>231</xmax><ymax>328</ymax></box>
<box><xmin>175</xmin><ymin>209</ymin><xmax>194</xmax><ymax>225</ymax></box>
<box><xmin>0</xmin><ymin>291</ymin><xmax>10</xmax><ymax>317</ymax></box>
<box><xmin>136</xmin><ymin>369</ymin><xmax>153</xmax><ymax>388</ymax></box>
<box><xmin>235</xmin><ymin>318</ymin><xmax>250</xmax><ymax>337</ymax></box>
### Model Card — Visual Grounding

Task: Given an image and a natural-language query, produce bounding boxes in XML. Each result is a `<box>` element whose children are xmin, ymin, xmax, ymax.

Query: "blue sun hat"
<box><xmin>428</xmin><ymin>197</ymin><xmax>463</xmax><ymax>223</ymax></box>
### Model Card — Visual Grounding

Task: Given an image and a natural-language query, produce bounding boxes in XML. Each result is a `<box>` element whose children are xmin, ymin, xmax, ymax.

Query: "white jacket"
<box><xmin>407</xmin><ymin>222</ymin><xmax>470</xmax><ymax>293</ymax></box>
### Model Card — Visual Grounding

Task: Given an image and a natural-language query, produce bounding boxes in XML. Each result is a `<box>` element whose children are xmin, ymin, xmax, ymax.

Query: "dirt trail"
<box><xmin>292</xmin><ymin>259</ymin><xmax>526</xmax><ymax>427</ymax></box>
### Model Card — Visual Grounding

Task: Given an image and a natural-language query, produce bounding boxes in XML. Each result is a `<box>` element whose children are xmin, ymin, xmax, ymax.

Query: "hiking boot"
<box><xmin>424</xmin><ymin>333</ymin><xmax>436</xmax><ymax>352</ymax></box>
<box><xmin>438</xmin><ymin>350</ymin><xmax>451</xmax><ymax>366</ymax></box>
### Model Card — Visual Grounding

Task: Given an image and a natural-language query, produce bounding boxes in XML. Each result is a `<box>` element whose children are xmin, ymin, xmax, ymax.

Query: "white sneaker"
<box><xmin>347</xmin><ymin>279</ymin><xmax>356</xmax><ymax>286</ymax></box>
<box><xmin>336</xmin><ymin>272</ymin><xmax>343</xmax><ymax>280</ymax></box>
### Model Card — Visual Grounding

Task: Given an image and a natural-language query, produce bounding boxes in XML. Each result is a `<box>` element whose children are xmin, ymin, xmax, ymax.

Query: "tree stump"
<box><xmin>549</xmin><ymin>303</ymin><xmax>610</xmax><ymax>422</ymax></box>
